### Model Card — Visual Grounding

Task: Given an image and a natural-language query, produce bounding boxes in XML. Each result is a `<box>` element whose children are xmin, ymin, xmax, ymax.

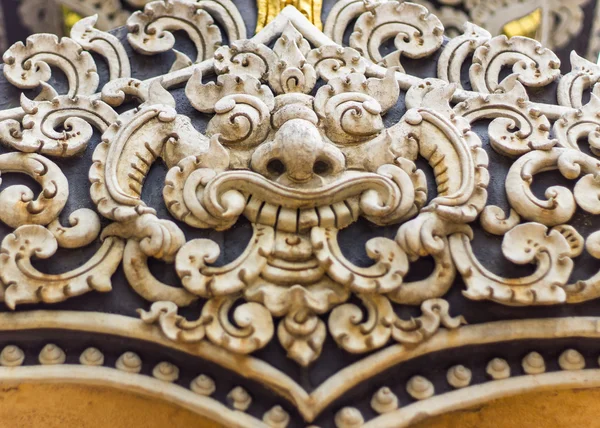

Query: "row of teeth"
<box><xmin>243</xmin><ymin>195</ymin><xmax>360</xmax><ymax>232</ymax></box>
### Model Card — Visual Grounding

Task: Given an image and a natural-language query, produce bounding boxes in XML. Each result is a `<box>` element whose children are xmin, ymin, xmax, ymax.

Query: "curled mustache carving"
<box><xmin>165</xmin><ymin>163</ymin><xmax>419</xmax><ymax>231</ymax></box>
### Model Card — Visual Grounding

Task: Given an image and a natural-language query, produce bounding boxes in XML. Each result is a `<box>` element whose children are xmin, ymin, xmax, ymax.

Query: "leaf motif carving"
<box><xmin>2</xmin><ymin>34</ymin><xmax>99</xmax><ymax>97</ymax></box>
<box><xmin>127</xmin><ymin>0</ymin><xmax>222</xmax><ymax>64</ymax></box>
<box><xmin>0</xmin><ymin>225</ymin><xmax>124</xmax><ymax>309</ymax></box>
<box><xmin>0</xmin><ymin>94</ymin><xmax>118</xmax><ymax>157</ymax></box>
<box><xmin>349</xmin><ymin>1</ymin><xmax>444</xmax><ymax>71</ymax></box>
<box><xmin>451</xmin><ymin>223</ymin><xmax>578</xmax><ymax>305</ymax></box>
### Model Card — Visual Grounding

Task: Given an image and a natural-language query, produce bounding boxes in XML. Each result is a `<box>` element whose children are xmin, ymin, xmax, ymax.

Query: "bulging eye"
<box><xmin>206</xmin><ymin>94</ymin><xmax>271</xmax><ymax>148</ymax></box>
<box><xmin>321</xmin><ymin>93</ymin><xmax>385</xmax><ymax>144</ymax></box>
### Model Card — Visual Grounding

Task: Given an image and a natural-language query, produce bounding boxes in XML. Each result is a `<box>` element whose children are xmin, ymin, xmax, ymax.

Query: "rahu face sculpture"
<box><xmin>80</xmin><ymin>23</ymin><xmax>487</xmax><ymax>366</ymax></box>
<box><xmin>170</xmin><ymin>36</ymin><xmax>422</xmax><ymax>236</ymax></box>
<box><xmin>121</xmin><ymin>24</ymin><xmax>479</xmax><ymax>366</ymax></box>
<box><xmin>0</xmin><ymin>21</ymin><xmax>485</xmax><ymax>367</ymax></box>
<box><xmin>5</xmin><ymin>2</ymin><xmax>600</xmax><ymax>425</ymax></box>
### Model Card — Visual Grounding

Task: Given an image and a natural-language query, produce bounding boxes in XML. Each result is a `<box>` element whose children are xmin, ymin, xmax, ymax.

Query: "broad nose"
<box><xmin>252</xmin><ymin>119</ymin><xmax>345</xmax><ymax>184</ymax></box>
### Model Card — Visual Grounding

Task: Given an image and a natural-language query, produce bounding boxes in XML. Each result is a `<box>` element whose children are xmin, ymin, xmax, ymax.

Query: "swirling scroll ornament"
<box><xmin>127</xmin><ymin>0</ymin><xmax>222</xmax><ymax>64</ymax></box>
<box><xmin>349</xmin><ymin>1</ymin><xmax>444</xmax><ymax>70</ymax></box>
<box><xmin>140</xmin><ymin>296</ymin><xmax>274</xmax><ymax>354</ymax></box>
<box><xmin>123</xmin><ymin>239</ymin><xmax>197</xmax><ymax>307</ymax></box>
<box><xmin>437</xmin><ymin>22</ymin><xmax>491</xmax><ymax>88</ymax></box>
<box><xmin>0</xmin><ymin>153</ymin><xmax>68</xmax><ymax>228</ymax></box>
<box><xmin>505</xmin><ymin>148</ymin><xmax>600</xmax><ymax>225</ymax></box>
<box><xmin>554</xmin><ymin>94</ymin><xmax>600</xmax><ymax>156</ymax></box>
<box><xmin>450</xmin><ymin>223</ymin><xmax>580</xmax><ymax>305</ymax></box>
<box><xmin>329</xmin><ymin>296</ymin><xmax>464</xmax><ymax>353</ymax></box>
<box><xmin>324</xmin><ymin>0</ymin><xmax>373</xmax><ymax>44</ymax></box>
<box><xmin>203</xmin><ymin>296</ymin><xmax>274</xmax><ymax>354</ymax></box>
<box><xmin>175</xmin><ymin>225</ymin><xmax>274</xmax><ymax>297</ymax></box>
<box><xmin>311</xmin><ymin>227</ymin><xmax>409</xmax><ymax>294</ymax></box>
<box><xmin>48</xmin><ymin>208</ymin><xmax>101</xmax><ymax>249</ymax></box>
<box><xmin>565</xmin><ymin>231</ymin><xmax>600</xmax><ymax>303</ymax></box>
<box><xmin>70</xmin><ymin>15</ymin><xmax>131</xmax><ymax>81</ymax></box>
<box><xmin>557</xmin><ymin>52</ymin><xmax>600</xmax><ymax>109</ymax></box>
<box><xmin>139</xmin><ymin>301</ymin><xmax>206</xmax><ymax>342</ymax></box>
<box><xmin>0</xmin><ymin>94</ymin><xmax>118</xmax><ymax>157</ymax></box>
<box><xmin>2</xmin><ymin>34</ymin><xmax>99</xmax><ymax>97</ymax></box>
<box><xmin>213</xmin><ymin>40</ymin><xmax>278</xmax><ymax>81</ymax></box>
<box><xmin>196</xmin><ymin>0</ymin><xmax>246</xmax><ymax>41</ymax></box>
<box><xmin>101</xmin><ymin>79</ymin><xmax>176</xmax><ymax>110</ymax></box>
<box><xmin>306</xmin><ymin>46</ymin><xmax>368</xmax><ymax>82</ymax></box>
<box><xmin>0</xmin><ymin>225</ymin><xmax>124</xmax><ymax>309</ymax></box>
<box><xmin>470</xmin><ymin>35</ymin><xmax>561</xmax><ymax>94</ymax></box>
<box><xmin>454</xmin><ymin>75</ymin><xmax>556</xmax><ymax>157</ymax></box>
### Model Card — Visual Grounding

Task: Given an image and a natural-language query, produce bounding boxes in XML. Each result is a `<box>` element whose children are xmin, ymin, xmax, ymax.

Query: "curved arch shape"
<box><xmin>3</xmin><ymin>312</ymin><xmax>600</xmax><ymax>422</ymax></box>
<box><xmin>364</xmin><ymin>370</ymin><xmax>600</xmax><ymax>428</ymax></box>
<box><xmin>0</xmin><ymin>365</ymin><xmax>265</xmax><ymax>427</ymax></box>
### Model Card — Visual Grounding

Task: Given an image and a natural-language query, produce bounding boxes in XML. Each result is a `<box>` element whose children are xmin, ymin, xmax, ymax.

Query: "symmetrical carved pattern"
<box><xmin>153</xmin><ymin>25</ymin><xmax>469</xmax><ymax>365</ymax></box>
<box><xmin>2</xmin><ymin>2</ymin><xmax>600</xmax><ymax>427</ymax></box>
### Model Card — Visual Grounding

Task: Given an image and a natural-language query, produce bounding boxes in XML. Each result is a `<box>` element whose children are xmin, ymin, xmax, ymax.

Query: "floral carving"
<box><xmin>133</xmin><ymin>25</ymin><xmax>470</xmax><ymax>365</ymax></box>
<box><xmin>2</xmin><ymin>2</ymin><xmax>600</xmax><ymax>426</ymax></box>
<box><xmin>349</xmin><ymin>1</ymin><xmax>444</xmax><ymax>70</ymax></box>
<box><xmin>2</xmin><ymin>34</ymin><xmax>99</xmax><ymax>97</ymax></box>
<box><xmin>127</xmin><ymin>0</ymin><xmax>222</xmax><ymax>65</ymax></box>
<box><xmin>451</xmin><ymin>223</ymin><xmax>579</xmax><ymax>305</ymax></box>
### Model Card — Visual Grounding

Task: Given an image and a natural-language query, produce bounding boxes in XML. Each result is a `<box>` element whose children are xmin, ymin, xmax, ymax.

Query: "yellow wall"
<box><xmin>0</xmin><ymin>383</ymin><xmax>224</xmax><ymax>428</ymax></box>
<box><xmin>412</xmin><ymin>388</ymin><xmax>600</xmax><ymax>428</ymax></box>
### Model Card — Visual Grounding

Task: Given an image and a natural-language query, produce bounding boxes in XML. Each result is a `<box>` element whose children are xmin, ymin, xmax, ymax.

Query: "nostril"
<box><xmin>313</xmin><ymin>160</ymin><xmax>331</xmax><ymax>175</ymax></box>
<box><xmin>267</xmin><ymin>159</ymin><xmax>286</xmax><ymax>176</ymax></box>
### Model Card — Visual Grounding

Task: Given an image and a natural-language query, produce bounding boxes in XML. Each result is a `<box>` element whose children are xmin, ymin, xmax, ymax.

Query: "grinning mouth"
<box><xmin>199</xmin><ymin>167</ymin><xmax>413</xmax><ymax>231</ymax></box>
<box><xmin>244</xmin><ymin>195</ymin><xmax>360</xmax><ymax>232</ymax></box>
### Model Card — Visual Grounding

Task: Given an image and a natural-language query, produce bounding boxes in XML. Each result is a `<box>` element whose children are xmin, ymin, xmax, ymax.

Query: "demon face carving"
<box><xmin>93</xmin><ymin>24</ymin><xmax>486</xmax><ymax>365</ymax></box>
<box><xmin>169</xmin><ymin>34</ymin><xmax>424</xmax><ymax>234</ymax></box>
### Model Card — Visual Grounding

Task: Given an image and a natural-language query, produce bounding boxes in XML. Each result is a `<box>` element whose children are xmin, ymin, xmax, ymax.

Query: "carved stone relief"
<box><xmin>1</xmin><ymin>1</ymin><xmax>600</xmax><ymax>427</ymax></box>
